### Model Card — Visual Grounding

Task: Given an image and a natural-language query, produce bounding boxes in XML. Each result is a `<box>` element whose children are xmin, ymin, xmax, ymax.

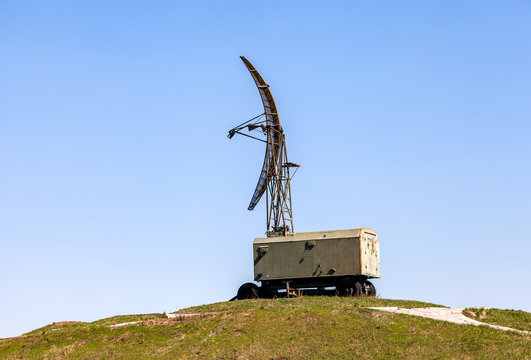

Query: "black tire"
<box><xmin>337</xmin><ymin>278</ymin><xmax>362</xmax><ymax>297</ymax></box>
<box><xmin>237</xmin><ymin>282</ymin><xmax>260</xmax><ymax>300</ymax></box>
<box><xmin>362</xmin><ymin>280</ymin><xmax>376</xmax><ymax>297</ymax></box>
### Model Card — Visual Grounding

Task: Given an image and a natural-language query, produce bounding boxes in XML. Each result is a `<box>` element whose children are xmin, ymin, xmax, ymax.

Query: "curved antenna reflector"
<box><xmin>240</xmin><ymin>56</ymin><xmax>282</xmax><ymax>210</ymax></box>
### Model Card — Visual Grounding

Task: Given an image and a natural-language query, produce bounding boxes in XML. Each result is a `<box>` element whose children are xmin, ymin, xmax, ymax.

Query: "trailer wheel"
<box><xmin>237</xmin><ymin>282</ymin><xmax>260</xmax><ymax>300</ymax></box>
<box><xmin>337</xmin><ymin>279</ymin><xmax>362</xmax><ymax>297</ymax></box>
<box><xmin>362</xmin><ymin>280</ymin><xmax>376</xmax><ymax>297</ymax></box>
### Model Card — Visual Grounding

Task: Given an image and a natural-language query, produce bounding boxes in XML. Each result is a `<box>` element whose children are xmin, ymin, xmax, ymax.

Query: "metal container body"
<box><xmin>253</xmin><ymin>228</ymin><xmax>380</xmax><ymax>286</ymax></box>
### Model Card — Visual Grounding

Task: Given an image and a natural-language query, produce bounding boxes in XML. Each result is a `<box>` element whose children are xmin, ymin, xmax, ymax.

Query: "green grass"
<box><xmin>21</xmin><ymin>313</ymin><xmax>167</xmax><ymax>337</ymax></box>
<box><xmin>463</xmin><ymin>307</ymin><xmax>531</xmax><ymax>332</ymax></box>
<box><xmin>174</xmin><ymin>295</ymin><xmax>444</xmax><ymax>314</ymax></box>
<box><xmin>90</xmin><ymin>313</ymin><xmax>166</xmax><ymax>326</ymax></box>
<box><xmin>1</xmin><ymin>297</ymin><xmax>529</xmax><ymax>360</ymax></box>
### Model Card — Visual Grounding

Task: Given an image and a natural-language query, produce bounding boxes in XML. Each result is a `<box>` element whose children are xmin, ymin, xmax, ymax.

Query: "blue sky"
<box><xmin>1</xmin><ymin>1</ymin><xmax>530</xmax><ymax>338</ymax></box>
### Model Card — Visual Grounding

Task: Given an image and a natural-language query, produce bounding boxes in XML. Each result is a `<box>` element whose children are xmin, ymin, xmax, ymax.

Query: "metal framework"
<box><xmin>228</xmin><ymin>56</ymin><xmax>299</xmax><ymax>236</ymax></box>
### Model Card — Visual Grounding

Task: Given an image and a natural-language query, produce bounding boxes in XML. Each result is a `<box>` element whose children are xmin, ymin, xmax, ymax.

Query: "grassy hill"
<box><xmin>1</xmin><ymin>297</ymin><xmax>529</xmax><ymax>359</ymax></box>
<box><xmin>463</xmin><ymin>307</ymin><xmax>531</xmax><ymax>332</ymax></box>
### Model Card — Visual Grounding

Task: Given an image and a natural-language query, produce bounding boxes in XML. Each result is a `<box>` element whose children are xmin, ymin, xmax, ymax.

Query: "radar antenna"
<box><xmin>228</xmin><ymin>56</ymin><xmax>299</xmax><ymax>237</ymax></box>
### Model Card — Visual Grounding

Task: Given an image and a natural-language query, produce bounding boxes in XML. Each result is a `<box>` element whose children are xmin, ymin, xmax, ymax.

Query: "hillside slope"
<box><xmin>464</xmin><ymin>307</ymin><xmax>531</xmax><ymax>332</ymax></box>
<box><xmin>1</xmin><ymin>297</ymin><xmax>529</xmax><ymax>359</ymax></box>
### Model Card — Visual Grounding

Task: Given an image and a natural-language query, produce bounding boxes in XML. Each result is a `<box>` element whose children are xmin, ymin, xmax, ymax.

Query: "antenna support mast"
<box><xmin>228</xmin><ymin>56</ymin><xmax>299</xmax><ymax>237</ymax></box>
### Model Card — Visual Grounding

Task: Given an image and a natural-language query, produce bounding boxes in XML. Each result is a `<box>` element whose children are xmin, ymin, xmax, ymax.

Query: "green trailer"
<box><xmin>236</xmin><ymin>228</ymin><xmax>380</xmax><ymax>299</ymax></box>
